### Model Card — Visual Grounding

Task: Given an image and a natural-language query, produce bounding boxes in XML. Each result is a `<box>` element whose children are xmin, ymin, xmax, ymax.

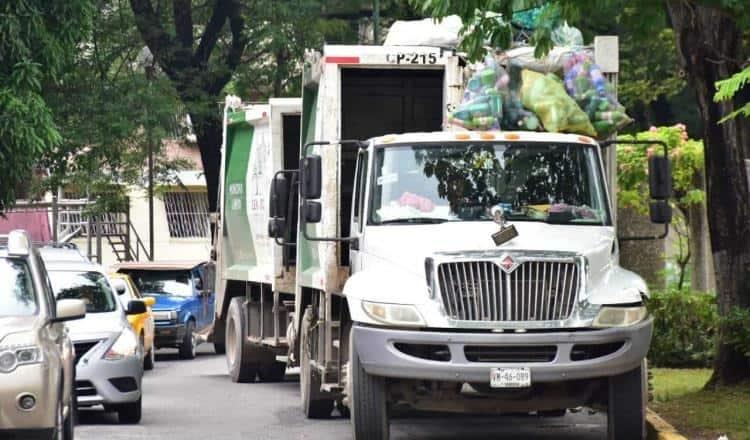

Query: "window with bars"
<box><xmin>163</xmin><ymin>192</ymin><xmax>209</xmax><ymax>238</ymax></box>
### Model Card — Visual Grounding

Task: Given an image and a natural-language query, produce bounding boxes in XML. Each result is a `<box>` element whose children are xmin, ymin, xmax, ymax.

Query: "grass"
<box><xmin>651</xmin><ymin>368</ymin><xmax>750</xmax><ymax>440</ymax></box>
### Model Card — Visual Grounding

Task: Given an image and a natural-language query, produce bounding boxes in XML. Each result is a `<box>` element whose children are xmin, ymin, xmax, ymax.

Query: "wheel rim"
<box><xmin>226</xmin><ymin>317</ymin><xmax>237</xmax><ymax>366</ymax></box>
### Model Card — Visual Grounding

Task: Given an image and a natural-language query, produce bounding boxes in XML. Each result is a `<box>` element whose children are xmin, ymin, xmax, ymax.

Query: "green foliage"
<box><xmin>617</xmin><ymin>125</ymin><xmax>705</xmax><ymax>213</ymax></box>
<box><xmin>722</xmin><ymin>307</ymin><xmax>750</xmax><ymax>358</ymax></box>
<box><xmin>0</xmin><ymin>0</ymin><xmax>92</xmax><ymax>212</ymax></box>
<box><xmin>648</xmin><ymin>289</ymin><xmax>717</xmax><ymax>368</ymax></box>
<box><xmin>714</xmin><ymin>67</ymin><xmax>750</xmax><ymax>123</ymax></box>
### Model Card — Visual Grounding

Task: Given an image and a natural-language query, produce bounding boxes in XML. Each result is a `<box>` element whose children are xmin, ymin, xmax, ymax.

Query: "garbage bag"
<box><xmin>448</xmin><ymin>56</ymin><xmax>540</xmax><ymax>131</ymax></box>
<box><xmin>563</xmin><ymin>52</ymin><xmax>632</xmax><ymax>138</ymax></box>
<box><xmin>520</xmin><ymin>69</ymin><xmax>596</xmax><ymax>136</ymax></box>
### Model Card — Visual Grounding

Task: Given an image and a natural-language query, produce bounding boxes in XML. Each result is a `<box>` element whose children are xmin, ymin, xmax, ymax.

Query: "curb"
<box><xmin>646</xmin><ymin>408</ymin><xmax>688</xmax><ymax>440</ymax></box>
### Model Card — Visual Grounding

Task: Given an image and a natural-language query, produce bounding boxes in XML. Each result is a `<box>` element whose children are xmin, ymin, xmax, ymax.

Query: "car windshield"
<box><xmin>369</xmin><ymin>142</ymin><xmax>610</xmax><ymax>225</ymax></box>
<box><xmin>0</xmin><ymin>257</ymin><xmax>38</xmax><ymax>317</ymax></box>
<box><xmin>126</xmin><ymin>270</ymin><xmax>193</xmax><ymax>298</ymax></box>
<box><xmin>48</xmin><ymin>271</ymin><xmax>117</xmax><ymax>313</ymax></box>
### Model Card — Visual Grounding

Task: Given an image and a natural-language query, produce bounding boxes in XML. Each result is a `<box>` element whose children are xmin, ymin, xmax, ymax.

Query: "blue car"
<box><xmin>113</xmin><ymin>261</ymin><xmax>214</xmax><ymax>360</ymax></box>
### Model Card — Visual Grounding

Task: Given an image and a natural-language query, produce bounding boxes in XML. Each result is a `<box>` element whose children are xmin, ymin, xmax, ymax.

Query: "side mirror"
<box><xmin>300</xmin><ymin>155</ymin><xmax>322</xmax><ymax>199</ymax></box>
<box><xmin>269</xmin><ymin>174</ymin><xmax>289</xmax><ymax>218</ymax></box>
<box><xmin>53</xmin><ymin>299</ymin><xmax>86</xmax><ymax>322</ymax></box>
<box><xmin>648</xmin><ymin>155</ymin><xmax>672</xmax><ymax>199</ymax></box>
<box><xmin>194</xmin><ymin>277</ymin><xmax>204</xmax><ymax>291</ymax></box>
<box><xmin>126</xmin><ymin>300</ymin><xmax>147</xmax><ymax>315</ymax></box>
<box><xmin>649</xmin><ymin>200</ymin><xmax>672</xmax><ymax>224</ymax></box>
<box><xmin>268</xmin><ymin>218</ymin><xmax>285</xmax><ymax>238</ymax></box>
<box><xmin>142</xmin><ymin>297</ymin><xmax>156</xmax><ymax>307</ymax></box>
<box><xmin>303</xmin><ymin>201</ymin><xmax>322</xmax><ymax>223</ymax></box>
<box><xmin>110</xmin><ymin>278</ymin><xmax>128</xmax><ymax>296</ymax></box>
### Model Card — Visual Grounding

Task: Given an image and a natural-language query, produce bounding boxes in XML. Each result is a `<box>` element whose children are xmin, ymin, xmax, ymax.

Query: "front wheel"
<box><xmin>607</xmin><ymin>364</ymin><xmax>646</xmax><ymax>440</ymax></box>
<box><xmin>300</xmin><ymin>306</ymin><xmax>334</xmax><ymax>418</ymax></box>
<box><xmin>178</xmin><ymin>320</ymin><xmax>197</xmax><ymax>360</ymax></box>
<box><xmin>116</xmin><ymin>397</ymin><xmax>142</xmax><ymax>424</ymax></box>
<box><xmin>350</xmin><ymin>326</ymin><xmax>389</xmax><ymax>440</ymax></box>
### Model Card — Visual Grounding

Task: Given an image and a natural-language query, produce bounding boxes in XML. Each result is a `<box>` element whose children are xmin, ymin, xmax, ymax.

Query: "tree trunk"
<box><xmin>689</xmin><ymin>170</ymin><xmax>712</xmax><ymax>292</ymax></box>
<box><xmin>191</xmin><ymin>111</ymin><xmax>223</xmax><ymax>213</ymax></box>
<box><xmin>666</xmin><ymin>0</ymin><xmax>750</xmax><ymax>386</ymax></box>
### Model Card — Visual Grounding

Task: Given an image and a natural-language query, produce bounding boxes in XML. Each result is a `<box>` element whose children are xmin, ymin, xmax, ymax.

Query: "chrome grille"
<box><xmin>437</xmin><ymin>260</ymin><xmax>579</xmax><ymax>322</ymax></box>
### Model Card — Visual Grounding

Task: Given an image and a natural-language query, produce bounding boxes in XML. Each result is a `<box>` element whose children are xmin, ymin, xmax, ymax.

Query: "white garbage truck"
<box><xmin>215</xmin><ymin>42</ymin><xmax>672</xmax><ymax>440</ymax></box>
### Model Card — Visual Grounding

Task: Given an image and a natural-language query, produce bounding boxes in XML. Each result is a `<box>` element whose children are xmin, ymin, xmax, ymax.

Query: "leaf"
<box><xmin>714</xmin><ymin>67</ymin><xmax>750</xmax><ymax>102</ymax></box>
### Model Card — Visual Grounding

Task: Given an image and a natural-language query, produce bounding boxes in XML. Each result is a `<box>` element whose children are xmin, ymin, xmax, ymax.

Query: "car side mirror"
<box><xmin>110</xmin><ymin>278</ymin><xmax>128</xmax><ymax>296</ymax></box>
<box><xmin>142</xmin><ymin>297</ymin><xmax>156</xmax><ymax>307</ymax></box>
<box><xmin>53</xmin><ymin>299</ymin><xmax>86</xmax><ymax>322</ymax></box>
<box><xmin>649</xmin><ymin>200</ymin><xmax>672</xmax><ymax>224</ymax></box>
<box><xmin>303</xmin><ymin>201</ymin><xmax>322</xmax><ymax>223</ymax></box>
<box><xmin>194</xmin><ymin>277</ymin><xmax>203</xmax><ymax>291</ymax></box>
<box><xmin>126</xmin><ymin>300</ymin><xmax>147</xmax><ymax>315</ymax></box>
<box><xmin>300</xmin><ymin>155</ymin><xmax>322</xmax><ymax>199</ymax></box>
<box><xmin>648</xmin><ymin>155</ymin><xmax>672</xmax><ymax>200</ymax></box>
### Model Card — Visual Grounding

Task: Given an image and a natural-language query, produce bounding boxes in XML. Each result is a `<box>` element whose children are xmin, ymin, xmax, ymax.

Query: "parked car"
<box><xmin>42</xmin><ymin>249</ymin><xmax>145</xmax><ymax>424</ymax></box>
<box><xmin>109</xmin><ymin>273</ymin><xmax>156</xmax><ymax>370</ymax></box>
<box><xmin>0</xmin><ymin>230</ymin><xmax>86</xmax><ymax>440</ymax></box>
<box><xmin>113</xmin><ymin>261</ymin><xmax>215</xmax><ymax>359</ymax></box>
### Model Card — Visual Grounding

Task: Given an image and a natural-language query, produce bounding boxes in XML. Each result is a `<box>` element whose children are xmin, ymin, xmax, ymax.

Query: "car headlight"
<box><xmin>362</xmin><ymin>301</ymin><xmax>425</xmax><ymax>327</ymax></box>
<box><xmin>592</xmin><ymin>305</ymin><xmax>648</xmax><ymax>328</ymax></box>
<box><xmin>0</xmin><ymin>346</ymin><xmax>42</xmax><ymax>373</ymax></box>
<box><xmin>103</xmin><ymin>329</ymin><xmax>139</xmax><ymax>360</ymax></box>
<box><xmin>153</xmin><ymin>310</ymin><xmax>178</xmax><ymax>322</ymax></box>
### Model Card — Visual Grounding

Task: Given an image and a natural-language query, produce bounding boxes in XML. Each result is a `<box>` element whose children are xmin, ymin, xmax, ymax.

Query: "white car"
<box><xmin>41</xmin><ymin>250</ymin><xmax>145</xmax><ymax>424</ymax></box>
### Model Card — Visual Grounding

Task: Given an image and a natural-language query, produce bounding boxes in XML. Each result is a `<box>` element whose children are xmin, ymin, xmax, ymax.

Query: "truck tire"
<box><xmin>607</xmin><ymin>364</ymin><xmax>646</xmax><ymax>440</ymax></box>
<box><xmin>350</xmin><ymin>326</ymin><xmax>389</xmax><ymax>440</ymax></box>
<box><xmin>300</xmin><ymin>306</ymin><xmax>334</xmax><ymax>418</ymax></box>
<box><xmin>214</xmin><ymin>342</ymin><xmax>226</xmax><ymax>355</ymax></box>
<box><xmin>178</xmin><ymin>320</ymin><xmax>197</xmax><ymax>360</ymax></box>
<box><xmin>226</xmin><ymin>297</ymin><xmax>258</xmax><ymax>382</ymax></box>
<box><xmin>214</xmin><ymin>317</ymin><xmax>226</xmax><ymax>354</ymax></box>
<box><xmin>258</xmin><ymin>361</ymin><xmax>287</xmax><ymax>382</ymax></box>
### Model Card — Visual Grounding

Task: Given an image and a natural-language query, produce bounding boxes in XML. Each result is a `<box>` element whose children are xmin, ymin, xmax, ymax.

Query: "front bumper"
<box><xmin>154</xmin><ymin>322</ymin><xmax>186</xmax><ymax>348</ymax></box>
<box><xmin>353</xmin><ymin>317</ymin><xmax>652</xmax><ymax>383</ymax></box>
<box><xmin>0</xmin><ymin>363</ymin><xmax>58</xmax><ymax>430</ymax></box>
<box><xmin>76</xmin><ymin>352</ymin><xmax>142</xmax><ymax>407</ymax></box>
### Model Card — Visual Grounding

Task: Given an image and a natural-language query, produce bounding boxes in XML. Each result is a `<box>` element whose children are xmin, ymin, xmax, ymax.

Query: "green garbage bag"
<box><xmin>520</xmin><ymin>70</ymin><xmax>596</xmax><ymax>136</ymax></box>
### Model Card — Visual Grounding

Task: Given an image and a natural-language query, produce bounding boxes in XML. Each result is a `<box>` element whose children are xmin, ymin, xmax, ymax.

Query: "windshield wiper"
<box><xmin>378</xmin><ymin>217</ymin><xmax>450</xmax><ymax>225</ymax></box>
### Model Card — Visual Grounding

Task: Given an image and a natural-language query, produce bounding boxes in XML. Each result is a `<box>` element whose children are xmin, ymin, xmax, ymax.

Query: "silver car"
<box><xmin>42</xmin><ymin>250</ymin><xmax>145</xmax><ymax>424</ymax></box>
<box><xmin>0</xmin><ymin>230</ymin><xmax>86</xmax><ymax>440</ymax></box>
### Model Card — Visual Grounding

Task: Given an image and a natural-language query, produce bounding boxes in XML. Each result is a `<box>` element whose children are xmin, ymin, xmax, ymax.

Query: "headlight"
<box><xmin>593</xmin><ymin>306</ymin><xmax>647</xmax><ymax>328</ymax></box>
<box><xmin>104</xmin><ymin>329</ymin><xmax>139</xmax><ymax>360</ymax></box>
<box><xmin>362</xmin><ymin>301</ymin><xmax>425</xmax><ymax>327</ymax></box>
<box><xmin>153</xmin><ymin>310</ymin><xmax>178</xmax><ymax>322</ymax></box>
<box><xmin>0</xmin><ymin>346</ymin><xmax>42</xmax><ymax>373</ymax></box>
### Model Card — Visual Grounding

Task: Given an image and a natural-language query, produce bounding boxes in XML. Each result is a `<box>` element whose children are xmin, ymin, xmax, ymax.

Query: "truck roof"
<box><xmin>369</xmin><ymin>130</ymin><xmax>598</xmax><ymax>146</ymax></box>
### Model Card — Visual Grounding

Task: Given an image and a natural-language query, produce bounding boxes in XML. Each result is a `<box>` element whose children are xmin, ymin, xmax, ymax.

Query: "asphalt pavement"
<box><xmin>77</xmin><ymin>344</ymin><xmax>608</xmax><ymax>440</ymax></box>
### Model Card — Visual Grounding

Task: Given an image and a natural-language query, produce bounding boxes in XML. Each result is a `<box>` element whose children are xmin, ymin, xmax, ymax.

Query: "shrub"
<box><xmin>648</xmin><ymin>289</ymin><xmax>717</xmax><ymax>368</ymax></box>
<box><xmin>723</xmin><ymin>307</ymin><xmax>750</xmax><ymax>359</ymax></box>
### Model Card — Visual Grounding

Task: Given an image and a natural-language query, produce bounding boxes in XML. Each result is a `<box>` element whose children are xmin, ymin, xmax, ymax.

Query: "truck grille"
<box><xmin>436</xmin><ymin>260</ymin><xmax>580</xmax><ymax>322</ymax></box>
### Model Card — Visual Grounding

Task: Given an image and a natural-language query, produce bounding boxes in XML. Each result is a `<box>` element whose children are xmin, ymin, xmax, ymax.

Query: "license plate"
<box><xmin>490</xmin><ymin>367</ymin><xmax>531</xmax><ymax>388</ymax></box>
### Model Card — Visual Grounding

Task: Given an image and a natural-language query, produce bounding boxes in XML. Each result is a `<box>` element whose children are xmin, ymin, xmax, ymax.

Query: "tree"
<box><xmin>415</xmin><ymin>0</ymin><xmax>750</xmax><ymax>385</ymax></box>
<box><xmin>0</xmin><ymin>0</ymin><xmax>92</xmax><ymax>212</ymax></box>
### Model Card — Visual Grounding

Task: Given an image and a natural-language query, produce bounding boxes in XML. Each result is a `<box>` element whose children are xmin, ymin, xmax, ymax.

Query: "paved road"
<box><xmin>77</xmin><ymin>344</ymin><xmax>607</xmax><ymax>440</ymax></box>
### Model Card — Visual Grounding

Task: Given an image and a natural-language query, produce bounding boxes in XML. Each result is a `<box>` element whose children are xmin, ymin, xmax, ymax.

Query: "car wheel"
<box><xmin>144</xmin><ymin>343</ymin><xmax>155</xmax><ymax>370</ymax></box>
<box><xmin>116</xmin><ymin>397</ymin><xmax>142</xmax><ymax>424</ymax></box>
<box><xmin>178</xmin><ymin>320</ymin><xmax>197</xmax><ymax>360</ymax></box>
<box><xmin>607</xmin><ymin>364</ymin><xmax>645</xmax><ymax>440</ymax></box>
<box><xmin>300</xmin><ymin>306</ymin><xmax>334</xmax><ymax>418</ymax></box>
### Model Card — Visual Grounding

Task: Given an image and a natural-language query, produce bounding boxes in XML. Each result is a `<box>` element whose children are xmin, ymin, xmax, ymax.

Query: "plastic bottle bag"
<box><xmin>520</xmin><ymin>69</ymin><xmax>596</xmax><ymax>136</ymax></box>
<box><xmin>563</xmin><ymin>52</ymin><xmax>632</xmax><ymax>138</ymax></box>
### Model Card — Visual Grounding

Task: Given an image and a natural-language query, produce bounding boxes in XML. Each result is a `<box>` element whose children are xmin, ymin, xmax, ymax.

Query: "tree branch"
<box><xmin>129</xmin><ymin>0</ymin><xmax>179</xmax><ymax>78</ymax></box>
<box><xmin>194</xmin><ymin>0</ymin><xmax>229</xmax><ymax>65</ymax></box>
<box><xmin>173</xmin><ymin>0</ymin><xmax>194</xmax><ymax>49</ymax></box>
<box><xmin>206</xmin><ymin>0</ymin><xmax>248</xmax><ymax>94</ymax></box>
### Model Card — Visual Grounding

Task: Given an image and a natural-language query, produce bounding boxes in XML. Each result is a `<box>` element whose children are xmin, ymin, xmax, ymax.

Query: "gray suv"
<box><xmin>0</xmin><ymin>230</ymin><xmax>86</xmax><ymax>440</ymax></box>
<box><xmin>41</xmin><ymin>248</ymin><xmax>146</xmax><ymax>424</ymax></box>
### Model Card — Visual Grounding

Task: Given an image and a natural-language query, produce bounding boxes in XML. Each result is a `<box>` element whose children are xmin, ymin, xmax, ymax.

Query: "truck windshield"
<box><xmin>0</xmin><ymin>258</ymin><xmax>38</xmax><ymax>317</ymax></box>
<box><xmin>369</xmin><ymin>142</ymin><xmax>610</xmax><ymax>225</ymax></box>
<box><xmin>49</xmin><ymin>271</ymin><xmax>117</xmax><ymax>313</ymax></box>
<box><xmin>126</xmin><ymin>270</ymin><xmax>194</xmax><ymax>298</ymax></box>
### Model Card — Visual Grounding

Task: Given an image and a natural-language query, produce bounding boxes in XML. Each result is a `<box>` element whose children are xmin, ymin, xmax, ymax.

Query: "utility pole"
<box><xmin>148</xmin><ymin>135</ymin><xmax>155</xmax><ymax>261</ymax></box>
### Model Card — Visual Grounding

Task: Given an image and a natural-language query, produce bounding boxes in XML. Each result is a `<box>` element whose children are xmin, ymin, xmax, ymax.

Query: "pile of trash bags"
<box><xmin>448</xmin><ymin>51</ymin><xmax>632</xmax><ymax>138</ymax></box>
